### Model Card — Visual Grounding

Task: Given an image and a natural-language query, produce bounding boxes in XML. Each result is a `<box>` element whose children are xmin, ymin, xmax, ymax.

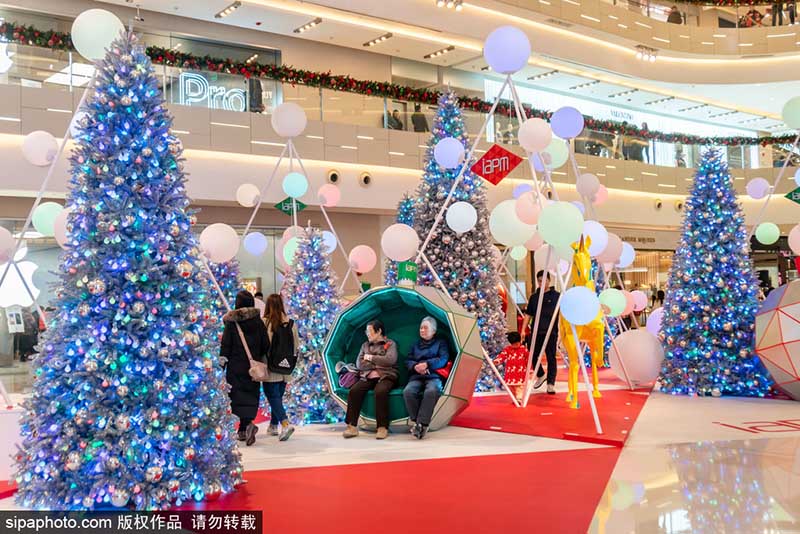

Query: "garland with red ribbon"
<box><xmin>0</xmin><ymin>21</ymin><xmax>792</xmax><ymax>147</ymax></box>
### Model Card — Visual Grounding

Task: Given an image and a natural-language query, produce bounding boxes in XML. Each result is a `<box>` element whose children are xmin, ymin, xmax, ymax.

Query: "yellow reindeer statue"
<box><xmin>559</xmin><ymin>236</ymin><xmax>605</xmax><ymax>409</ymax></box>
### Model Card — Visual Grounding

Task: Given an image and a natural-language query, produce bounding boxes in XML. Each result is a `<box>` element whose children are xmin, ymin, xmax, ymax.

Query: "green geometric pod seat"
<box><xmin>322</xmin><ymin>285</ymin><xmax>484</xmax><ymax>431</ymax></box>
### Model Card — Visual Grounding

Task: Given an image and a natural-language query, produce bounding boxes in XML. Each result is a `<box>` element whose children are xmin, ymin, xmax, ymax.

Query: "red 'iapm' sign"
<box><xmin>470</xmin><ymin>144</ymin><xmax>522</xmax><ymax>185</ymax></box>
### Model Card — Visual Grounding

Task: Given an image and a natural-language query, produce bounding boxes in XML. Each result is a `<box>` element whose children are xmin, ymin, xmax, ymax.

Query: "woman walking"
<box><xmin>263</xmin><ymin>294</ymin><xmax>299</xmax><ymax>441</ymax></box>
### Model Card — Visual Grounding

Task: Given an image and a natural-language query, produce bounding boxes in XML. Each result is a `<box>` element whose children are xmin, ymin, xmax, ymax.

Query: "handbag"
<box><xmin>434</xmin><ymin>360</ymin><xmax>453</xmax><ymax>379</ymax></box>
<box><xmin>233</xmin><ymin>322</ymin><xmax>270</xmax><ymax>382</ymax></box>
<box><xmin>335</xmin><ymin>361</ymin><xmax>359</xmax><ymax>389</ymax></box>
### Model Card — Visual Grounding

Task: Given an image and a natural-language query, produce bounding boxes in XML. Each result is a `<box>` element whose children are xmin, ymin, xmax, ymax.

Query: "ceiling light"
<box><xmin>436</xmin><ymin>0</ymin><xmax>463</xmax><ymax>9</ymax></box>
<box><xmin>293</xmin><ymin>17</ymin><xmax>322</xmax><ymax>33</ymax></box>
<box><xmin>436</xmin><ymin>0</ymin><xmax>445</xmax><ymax>6</ymax></box>
<box><xmin>363</xmin><ymin>33</ymin><xmax>393</xmax><ymax>47</ymax></box>
<box><xmin>245</xmin><ymin>53</ymin><xmax>258</xmax><ymax>64</ymax></box>
<box><xmin>455</xmin><ymin>1</ymin><xmax>463</xmax><ymax>10</ymax></box>
<box><xmin>527</xmin><ymin>70</ymin><xmax>558</xmax><ymax>81</ymax></box>
<box><xmin>215</xmin><ymin>1</ymin><xmax>241</xmax><ymax>18</ymax></box>
<box><xmin>446</xmin><ymin>0</ymin><xmax>455</xmax><ymax>7</ymax></box>
<box><xmin>424</xmin><ymin>45</ymin><xmax>455</xmax><ymax>59</ymax></box>
<box><xmin>170</xmin><ymin>43</ymin><xmax>182</xmax><ymax>51</ymax></box>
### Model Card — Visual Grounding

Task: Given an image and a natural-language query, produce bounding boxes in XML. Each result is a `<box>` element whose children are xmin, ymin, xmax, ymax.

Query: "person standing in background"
<box><xmin>254</xmin><ymin>291</ymin><xmax>266</xmax><ymax>317</ymax></box>
<box><xmin>411</xmin><ymin>104</ymin><xmax>429</xmax><ymax>132</ymax></box>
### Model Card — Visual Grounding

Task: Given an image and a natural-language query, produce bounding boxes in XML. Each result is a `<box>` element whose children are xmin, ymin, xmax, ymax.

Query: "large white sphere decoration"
<box><xmin>582</xmin><ymin>220</ymin><xmax>609</xmax><ymax>258</ymax></box>
<box><xmin>446</xmin><ymin>201</ymin><xmax>477</xmax><ymax>233</ymax></box>
<box><xmin>483</xmin><ymin>26</ymin><xmax>531</xmax><ymax>75</ymax></box>
<box><xmin>789</xmin><ymin>224</ymin><xmax>800</xmax><ymax>255</ymax></box>
<box><xmin>514</xmin><ymin>191</ymin><xmax>541</xmax><ymax>225</ymax></box>
<box><xmin>53</xmin><ymin>208</ymin><xmax>71</xmax><ymax>249</ymax></box>
<box><xmin>349</xmin><ymin>245</ymin><xmax>377</xmax><ymax>273</ymax></box>
<box><xmin>271</xmin><ymin>102</ymin><xmax>307</xmax><ymax>138</ymax></box>
<box><xmin>199</xmin><ymin>223</ymin><xmax>240</xmax><ymax>263</ymax></box>
<box><xmin>646</xmin><ymin>307</ymin><xmax>664</xmax><ymax>336</ymax></box>
<box><xmin>317</xmin><ymin>184</ymin><xmax>341</xmax><ymax>208</ymax></box>
<box><xmin>381</xmin><ymin>224</ymin><xmax>419</xmax><ymax>262</ymax></box>
<box><xmin>0</xmin><ymin>260</ymin><xmax>39</xmax><ymax>308</ymax></box>
<box><xmin>434</xmin><ymin>137</ymin><xmax>465</xmax><ymax>169</ymax></box>
<box><xmin>489</xmin><ymin>199</ymin><xmax>537</xmax><ymax>246</ymax></box>
<box><xmin>509</xmin><ymin>245</ymin><xmax>528</xmax><ymax>261</ymax></box>
<box><xmin>282</xmin><ymin>172</ymin><xmax>309</xmax><ymax>199</ymax></box>
<box><xmin>537</xmin><ymin>201</ymin><xmax>584</xmax><ymax>249</ymax></box>
<box><xmin>518</xmin><ymin>118</ymin><xmax>552</xmax><ymax>153</ymax></box>
<box><xmin>550</xmin><ymin>106</ymin><xmax>585</xmax><ymax>139</ymax></box>
<box><xmin>236</xmin><ymin>183</ymin><xmax>260</xmax><ymax>207</ymax></box>
<box><xmin>609</xmin><ymin>330</ymin><xmax>665</xmax><ymax>386</ymax></box>
<box><xmin>561</xmin><ymin>286</ymin><xmax>601</xmax><ymax>326</ymax></box>
<box><xmin>22</xmin><ymin>130</ymin><xmax>58</xmax><ymax>167</ymax></box>
<box><xmin>321</xmin><ymin>231</ymin><xmax>337</xmax><ymax>254</ymax></box>
<box><xmin>781</xmin><ymin>97</ymin><xmax>800</xmax><ymax>129</ymax></box>
<box><xmin>596</xmin><ymin>233</ymin><xmax>623</xmax><ymax>264</ymax></box>
<box><xmin>282</xmin><ymin>225</ymin><xmax>303</xmax><ymax>240</ymax></box>
<box><xmin>631</xmin><ymin>290</ymin><xmax>648</xmax><ymax>312</ymax></box>
<box><xmin>746</xmin><ymin>177</ymin><xmax>770</xmax><ymax>200</ymax></box>
<box><xmin>71</xmin><ymin>9</ymin><xmax>124</xmax><ymax>61</ymax></box>
<box><xmin>32</xmin><ymin>202</ymin><xmax>64</xmax><ymax>237</ymax></box>
<box><xmin>0</xmin><ymin>227</ymin><xmax>14</xmax><ymax>262</ymax></box>
<box><xmin>243</xmin><ymin>232</ymin><xmax>268</xmax><ymax>256</ymax></box>
<box><xmin>576</xmin><ymin>173</ymin><xmax>600</xmax><ymax>198</ymax></box>
<box><xmin>616</xmin><ymin>242</ymin><xmax>636</xmax><ymax>269</ymax></box>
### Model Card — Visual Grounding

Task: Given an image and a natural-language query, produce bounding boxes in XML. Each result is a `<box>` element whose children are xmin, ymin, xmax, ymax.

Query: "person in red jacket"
<box><xmin>493</xmin><ymin>332</ymin><xmax>531</xmax><ymax>403</ymax></box>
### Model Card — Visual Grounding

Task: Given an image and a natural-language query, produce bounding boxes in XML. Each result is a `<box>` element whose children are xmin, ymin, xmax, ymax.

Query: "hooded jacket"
<box><xmin>221</xmin><ymin>307</ymin><xmax>270</xmax><ymax>421</ymax></box>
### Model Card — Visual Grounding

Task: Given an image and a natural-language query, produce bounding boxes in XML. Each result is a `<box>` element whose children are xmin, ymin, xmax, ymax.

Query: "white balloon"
<box><xmin>616</xmin><ymin>242</ymin><xmax>636</xmax><ymax>269</ymax></box>
<box><xmin>561</xmin><ymin>286</ymin><xmax>600</xmax><ymax>326</ymax></box>
<box><xmin>22</xmin><ymin>131</ymin><xmax>58</xmax><ymax>167</ymax></box>
<box><xmin>381</xmin><ymin>224</ymin><xmax>419</xmax><ymax>262</ymax></box>
<box><xmin>518</xmin><ymin>118</ymin><xmax>552</xmax><ymax>153</ymax></box>
<box><xmin>243</xmin><ymin>232</ymin><xmax>268</xmax><ymax>256</ymax></box>
<box><xmin>746</xmin><ymin>177</ymin><xmax>770</xmax><ymax>200</ymax></box>
<box><xmin>71</xmin><ymin>9</ymin><xmax>124</xmax><ymax>61</ymax></box>
<box><xmin>483</xmin><ymin>26</ymin><xmax>531</xmax><ymax>74</ymax></box>
<box><xmin>489</xmin><ymin>199</ymin><xmax>537</xmax><ymax>246</ymax></box>
<box><xmin>609</xmin><ymin>330</ymin><xmax>664</xmax><ymax>386</ymax></box>
<box><xmin>199</xmin><ymin>223</ymin><xmax>239</xmax><ymax>263</ymax></box>
<box><xmin>236</xmin><ymin>183</ymin><xmax>260</xmax><ymax>208</ymax></box>
<box><xmin>446</xmin><ymin>201</ymin><xmax>477</xmax><ymax>233</ymax></box>
<box><xmin>271</xmin><ymin>102</ymin><xmax>307</xmax><ymax>138</ymax></box>
<box><xmin>54</xmin><ymin>208</ymin><xmax>72</xmax><ymax>250</ymax></box>
<box><xmin>576</xmin><ymin>173</ymin><xmax>600</xmax><ymax>198</ymax></box>
<box><xmin>0</xmin><ymin>227</ymin><xmax>14</xmax><ymax>263</ymax></box>
<box><xmin>321</xmin><ymin>231</ymin><xmax>337</xmax><ymax>254</ymax></box>
<box><xmin>0</xmin><ymin>260</ymin><xmax>39</xmax><ymax>308</ymax></box>
<box><xmin>434</xmin><ymin>137</ymin><xmax>465</xmax><ymax>169</ymax></box>
<box><xmin>582</xmin><ymin>220</ymin><xmax>609</xmax><ymax>258</ymax></box>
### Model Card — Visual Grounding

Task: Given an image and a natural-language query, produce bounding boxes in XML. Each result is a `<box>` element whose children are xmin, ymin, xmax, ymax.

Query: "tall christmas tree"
<box><xmin>208</xmin><ymin>258</ymin><xmax>242</xmax><ymax>320</ymax></box>
<box><xmin>384</xmin><ymin>194</ymin><xmax>416</xmax><ymax>286</ymax></box>
<box><xmin>14</xmin><ymin>33</ymin><xmax>242</xmax><ymax>510</ymax></box>
<box><xmin>283</xmin><ymin>227</ymin><xmax>343</xmax><ymax>424</ymax></box>
<box><xmin>413</xmin><ymin>91</ymin><xmax>506</xmax><ymax>389</ymax></box>
<box><xmin>659</xmin><ymin>149</ymin><xmax>771</xmax><ymax>397</ymax></box>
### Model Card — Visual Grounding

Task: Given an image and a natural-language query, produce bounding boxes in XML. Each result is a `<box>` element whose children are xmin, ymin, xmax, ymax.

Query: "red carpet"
<box><xmin>451</xmin><ymin>387</ymin><xmax>651</xmax><ymax>447</ymax></box>
<box><xmin>178</xmin><ymin>448</ymin><xmax>621</xmax><ymax>534</ymax></box>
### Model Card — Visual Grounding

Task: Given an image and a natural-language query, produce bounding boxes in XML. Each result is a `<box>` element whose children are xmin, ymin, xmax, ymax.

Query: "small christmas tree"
<box><xmin>208</xmin><ymin>258</ymin><xmax>241</xmax><ymax>319</ymax></box>
<box><xmin>283</xmin><ymin>227</ymin><xmax>343</xmax><ymax>423</ymax></box>
<box><xmin>413</xmin><ymin>91</ymin><xmax>506</xmax><ymax>390</ymax></box>
<box><xmin>659</xmin><ymin>149</ymin><xmax>771</xmax><ymax>397</ymax></box>
<box><xmin>384</xmin><ymin>194</ymin><xmax>416</xmax><ymax>286</ymax></box>
<box><xmin>14</xmin><ymin>33</ymin><xmax>242</xmax><ymax>510</ymax></box>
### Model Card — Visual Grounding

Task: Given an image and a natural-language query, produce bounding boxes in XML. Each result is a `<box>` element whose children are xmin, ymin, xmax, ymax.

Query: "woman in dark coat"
<box><xmin>403</xmin><ymin>317</ymin><xmax>450</xmax><ymax>439</ymax></box>
<box><xmin>221</xmin><ymin>290</ymin><xmax>270</xmax><ymax>446</ymax></box>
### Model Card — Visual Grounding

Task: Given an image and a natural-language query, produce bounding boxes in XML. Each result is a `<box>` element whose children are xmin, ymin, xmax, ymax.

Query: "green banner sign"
<box><xmin>785</xmin><ymin>187</ymin><xmax>800</xmax><ymax>206</ymax></box>
<box><xmin>274</xmin><ymin>197</ymin><xmax>307</xmax><ymax>215</ymax></box>
<box><xmin>398</xmin><ymin>261</ymin><xmax>418</xmax><ymax>286</ymax></box>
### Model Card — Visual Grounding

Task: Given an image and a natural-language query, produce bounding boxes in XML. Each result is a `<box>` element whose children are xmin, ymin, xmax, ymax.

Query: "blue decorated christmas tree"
<box><xmin>283</xmin><ymin>227</ymin><xmax>343</xmax><ymax>423</ymax></box>
<box><xmin>659</xmin><ymin>149</ymin><xmax>770</xmax><ymax>397</ymax></box>
<box><xmin>209</xmin><ymin>258</ymin><xmax>242</xmax><ymax>319</ymax></box>
<box><xmin>384</xmin><ymin>194</ymin><xmax>416</xmax><ymax>286</ymax></box>
<box><xmin>413</xmin><ymin>91</ymin><xmax>506</xmax><ymax>390</ymax></box>
<box><xmin>14</xmin><ymin>33</ymin><xmax>242</xmax><ymax>510</ymax></box>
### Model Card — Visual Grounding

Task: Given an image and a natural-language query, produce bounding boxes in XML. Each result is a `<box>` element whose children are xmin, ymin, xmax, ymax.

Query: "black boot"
<box><xmin>245</xmin><ymin>423</ymin><xmax>258</xmax><ymax>446</ymax></box>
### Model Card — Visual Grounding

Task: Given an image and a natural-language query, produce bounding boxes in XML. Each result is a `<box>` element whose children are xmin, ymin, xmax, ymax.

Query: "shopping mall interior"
<box><xmin>0</xmin><ymin>0</ymin><xmax>798</xmax><ymax>532</ymax></box>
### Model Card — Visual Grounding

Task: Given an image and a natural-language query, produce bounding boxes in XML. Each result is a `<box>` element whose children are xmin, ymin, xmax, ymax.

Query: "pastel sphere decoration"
<box><xmin>534</xmin><ymin>245</ymin><xmax>569</xmax><ymax>275</ymax></box>
<box><xmin>22</xmin><ymin>130</ymin><xmax>58</xmax><ymax>167</ymax></box>
<box><xmin>200</xmin><ymin>223</ymin><xmax>240</xmax><ymax>263</ymax></box>
<box><xmin>321</xmin><ymin>231</ymin><xmax>337</xmax><ymax>254</ymax></box>
<box><xmin>646</xmin><ymin>307</ymin><xmax>664</xmax><ymax>336</ymax></box>
<box><xmin>243</xmin><ymin>232</ymin><xmax>268</xmax><ymax>256</ymax></box>
<box><xmin>0</xmin><ymin>227</ymin><xmax>14</xmax><ymax>263</ymax></box>
<box><xmin>512</xmin><ymin>183</ymin><xmax>533</xmax><ymax>199</ymax></box>
<box><xmin>381</xmin><ymin>224</ymin><xmax>419</xmax><ymax>262</ymax></box>
<box><xmin>609</xmin><ymin>330</ymin><xmax>665</xmax><ymax>385</ymax></box>
<box><xmin>283</xmin><ymin>237</ymin><xmax>300</xmax><ymax>265</ymax></box>
<box><xmin>446</xmin><ymin>201</ymin><xmax>478</xmax><ymax>233</ymax></box>
<box><xmin>781</xmin><ymin>96</ymin><xmax>800</xmax><ymax>129</ymax></box>
<box><xmin>32</xmin><ymin>202</ymin><xmax>64</xmax><ymax>237</ymax></box>
<box><xmin>282</xmin><ymin>225</ymin><xmax>304</xmax><ymax>240</ymax></box>
<box><xmin>349</xmin><ymin>245</ymin><xmax>377</xmax><ymax>273</ymax></box>
<box><xmin>510</xmin><ymin>245</ymin><xmax>528</xmax><ymax>261</ymax></box>
<box><xmin>434</xmin><ymin>137</ymin><xmax>465</xmax><ymax>169</ymax></box>
<box><xmin>483</xmin><ymin>26</ymin><xmax>531</xmax><ymax>75</ymax></box>
<box><xmin>746</xmin><ymin>177</ymin><xmax>770</xmax><ymax>200</ymax></box>
<box><xmin>524</xmin><ymin>232</ymin><xmax>544</xmax><ymax>251</ymax></box>
<box><xmin>53</xmin><ymin>208</ymin><xmax>71</xmax><ymax>249</ymax></box>
<box><xmin>537</xmin><ymin>201</ymin><xmax>584</xmax><ymax>249</ymax></box>
<box><xmin>596</xmin><ymin>233</ymin><xmax>623</xmax><ymax>264</ymax></box>
<box><xmin>514</xmin><ymin>191</ymin><xmax>542</xmax><ymax>225</ymax></box>
<box><xmin>561</xmin><ymin>286</ymin><xmax>601</xmax><ymax>326</ymax></box>
<box><xmin>755</xmin><ymin>222</ymin><xmax>780</xmax><ymax>245</ymax></box>
<box><xmin>235</xmin><ymin>183</ymin><xmax>260</xmax><ymax>207</ymax></box>
<box><xmin>599</xmin><ymin>288</ymin><xmax>626</xmax><ymax>317</ymax></box>
<box><xmin>282</xmin><ymin>172</ymin><xmax>308</xmax><ymax>199</ymax></box>
<box><xmin>576</xmin><ymin>173</ymin><xmax>600</xmax><ymax>198</ymax></box>
<box><xmin>582</xmin><ymin>220</ymin><xmax>609</xmax><ymax>258</ymax></box>
<box><xmin>271</xmin><ymin>102</ymin><xmax>307</xmax><ymax>138</ymax></box>
<box><xmin>71</xmin><ymin>9</ymin><xmax>124</xmax><ymax>61</ymax></box>
<box><xmin>795</xmin><ymin>168</ymin><xmax>800</xmax><ymax>188</ymax></box>
<box><xmin>550</xmin><ymin>107</ymin><xmax>584</xmax><ymax>139</ymax></box>
<box><xmin>789</xmin><ymin>224</ymin><xmax>800</xmax><ymax>255</ymax></box>
<box><xmin>622</xmin><ymin>290</ymin><xmax>635</xmax><ymax>316</ymax></box>
<box><xmin>518</xmin><ymin>118</ymin><xmax>552</xmax><ymax>153</ymax></box>
<box><xmin>593</xmin><ymin>184</ymin><xmax>609</xmax><ymax>205</ymax></box>
<box><xmin>631</xmin><ymin>290</ymin><xmax>648</xmax><ymax>312</ymax></box>
<box><xmin>318</xmin><ymin>184</ymin><xmax>341</xmax><ymax>208</ymax></box>
<box><xmin>616</xmin><ymin>242</ymin><xmax>636</xmax><ymax>269</ymax></box>
<box><xmin>544</xmin><ymin>137</ymin><xmax>569</xmax><ymax>169</ymax></box>
<box><xmin>489</xmin><ymin>199</ymin><xmax>537</xmax><ymax>246</ymax></box>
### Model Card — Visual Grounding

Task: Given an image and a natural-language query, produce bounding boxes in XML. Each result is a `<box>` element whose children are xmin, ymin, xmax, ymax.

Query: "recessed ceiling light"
<box><xmin>293</xmin><ymin>17</ymin><xmax>322</xmax><ymax>33</ymax></box>
<box><xmin>424</xmin><ymin>45</ymin><xmax>455</xmax><ymax>59</ymax></box>
<box><xmin>215</xmin><ymin>1</ymin><xmax>241</xmax><ymax>19</ymax></box>
<box><xmin>363</xmin><ymin>33</ymin><xmax>393</xmax><ymax>47</ymax></box>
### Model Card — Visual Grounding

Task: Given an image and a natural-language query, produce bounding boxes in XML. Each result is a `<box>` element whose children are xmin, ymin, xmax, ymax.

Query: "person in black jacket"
<box><xmin>221</xmin><ymin>290</ymin><xmax>270</xmax><ymax>446</ymax></box>
<box><xmin>403</xmin><ymin>316</ymin><xmax>450</xmax><ymax>439</ymax></box>
<box><xmin>524</xmin><ymin>271</ymin><xmax>560</xmax><ymax>394</ymax></box>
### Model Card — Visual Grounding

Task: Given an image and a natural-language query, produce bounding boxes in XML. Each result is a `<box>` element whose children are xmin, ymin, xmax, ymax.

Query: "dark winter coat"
<box><xmin>407</xmin><ymin>338</ymin><xmax>450</xmax><ymax>381</ymax></box>
<box><xmin>221</xmin><ymin>307</ymin><xmax>270</xmax><ymax>422</ymax></box>
<box><xmin>356</xmin><ymin>338</ymin><xmax>399</xmax><ymax>382</ymax></box>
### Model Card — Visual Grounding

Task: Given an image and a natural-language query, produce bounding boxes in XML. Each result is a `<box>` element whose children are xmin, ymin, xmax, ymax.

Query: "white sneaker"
<box><xmin>279</xmin><ymin>424</ymin><xmax>295</xmax><ymax>442</ymax></box>
<box><xmin>533</xmin><ymin>376</ymin><xmax>546</xmax><ymax>389</ymax></box>
<box><xmin>547</xmin><ymin>384</ymin><xmax>556</xmax><ymax>394</ymax></box>
<box><xmin>268</xmin><ymin>425</ymin><xmax>279</xmax><ymax>436</ymax></box>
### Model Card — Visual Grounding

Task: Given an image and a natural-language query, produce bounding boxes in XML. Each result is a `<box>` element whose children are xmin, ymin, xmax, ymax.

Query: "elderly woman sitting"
<box><xmin>403</xmin><ymin>316</ymin><xmax>450</xmax><ymax>439</ymax></box>
<box><xmin>343</xmin><ymin>319</ymin><xmax>398</xmax><ymax>440</ymax></box>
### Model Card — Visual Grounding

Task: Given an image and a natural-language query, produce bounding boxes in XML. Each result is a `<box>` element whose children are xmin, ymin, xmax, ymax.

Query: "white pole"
<box><xmin>242</xmin><ymin>143</ymin><xmax>289</xmax><ymax>238</ymax></box>
<box><xmin>569</xmin><ymin>325</ymin><xmax>603</xmax><ymax>434</ymax></box>
<box><xmin>747</xmin><ymin>134</ymin><xmax>799</xmax><ymax>240</ymax></box>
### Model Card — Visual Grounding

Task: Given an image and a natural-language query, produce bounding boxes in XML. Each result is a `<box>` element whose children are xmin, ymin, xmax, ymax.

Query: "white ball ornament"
<box><xmin>483</xmin><ymin>26</ymin><xmax>531</xmax><ymax>74</ymax></box>
<box><xmin>616</xmin><ymin>242</ymin><xmax>636</xmax><ymax>269</ymax></box>
<box><xmin>381</xmin><ymin>224</ymin><xmax>419</xmax><ymax>262</ymax></box>
<box><xmin>550</xmin><ymin>106</ymin><xmax>585</xmax><ymax>139</ymax></box>
<box><xmin>518</xmin><ymin>118</ymin><xmax>552</xmax><ymax>153</ymax></box>
<box><xmin>271</xmin><ymin>102</ymin><xmax>307</xmax><ymax>138</ymax></box>
<box><xmin>243</xmin><ymin>232</ymin><xmax>268</xmax><ymax>256</ymax></box>
<box><xmin>489</xmin><ymin>199</ymin><xmax>537</xmax><ymax>246</ymax></box>
<box><xmin>199</xmin><ymin>223</ymin><xmax>239</xmax><ymax>263</ymax></box>
<box><xmin>537</xmin><ymin>201</ymin><xmax>584</xmax><ymax>249</ymax></box>
<box><xmin>582</xmin><ymin>220</ymin><xmax>608</xmax><ymax>258</ymax></box>
<box><xmin>71</xmin><ymin>9</ymin><xmax>124</xmax><ymax>61</ymax></box>
<box><xmin>746</xmin><ymin>178</ymin><xmax>770</xmax><ymax>200</ymax></box>
<box><xmin>434</xmin><ymin>137</ymin><xmax>465</xmax><ymax>169</ymax></box>
<box><xmin>22</xmin><ymin>130</ymin><xmax>58</xmax><ymax>167</ymax></box>
<box><xmin>236</xmin><ymin>183</ymin><xmax>260</xmax><ymax>207</ymax></box>
<box><xmin>561</xmin><ymin>286</ymin><xmax>601</xmax><ymax>326</ymax></box>
<box><xmin>446</xmin><ymin>201</ymin><xmax>478</xmax><ymax>233</ymax></box>
<box><xmin>282</xmin><ymin>172</ymin><xmax>308</xmax><ymax>199</ymax></box>
<box><xmin>510</xmin><ymin>245</ymin><xmax>527</xmax><ymax>261</ymax></box>
<box><xmin>609</xmin><ymin>330</ymin><xmax>665</xmax><ymax>385</ymax></box>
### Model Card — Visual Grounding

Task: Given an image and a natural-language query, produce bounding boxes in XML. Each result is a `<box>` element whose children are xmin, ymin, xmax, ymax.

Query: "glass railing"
<box><xmin>1</xmin><ymin>40</ymin><xmax>778</xmax><ymax>171</ymax></box>
<box><xmin>606</xmin><ymin>0</ymin><xmax>798</xmax><ymax>29</ymax></box>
